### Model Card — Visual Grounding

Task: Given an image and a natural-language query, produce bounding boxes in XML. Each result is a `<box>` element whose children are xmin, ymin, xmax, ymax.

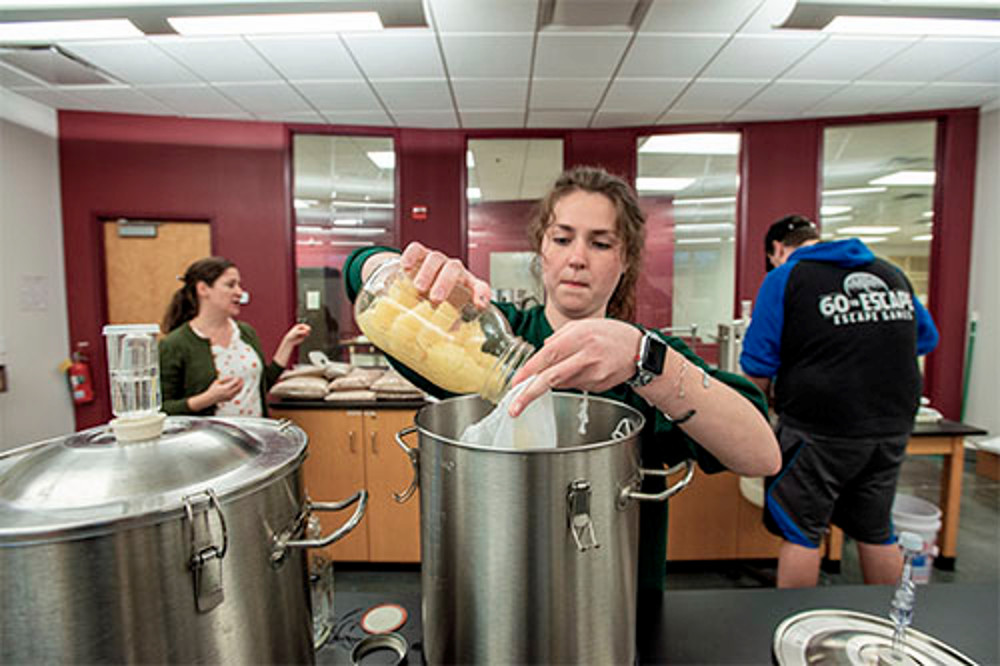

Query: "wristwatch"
<box><xmin>626</xmin><ymin>330</ymin><xmax>668</xmax><ymax>388</ymax></box>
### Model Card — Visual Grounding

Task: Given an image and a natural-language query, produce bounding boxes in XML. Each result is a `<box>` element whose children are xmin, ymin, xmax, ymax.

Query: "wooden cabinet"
<box><xmin>271</xmin><ymin>407</ymin><xmax>421</xmax><ymax>563</ymax></box>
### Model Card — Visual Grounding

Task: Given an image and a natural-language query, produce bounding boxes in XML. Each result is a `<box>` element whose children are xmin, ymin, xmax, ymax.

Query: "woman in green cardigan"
<box><xmin>346</xmin><ymin>166</ymin><xmax>780</xmax><ymax>590</ymax></box>
<box><xmin>159</xmin><ymin>256</ymin><xmax>310</xmax><ymax>417</ymax></box>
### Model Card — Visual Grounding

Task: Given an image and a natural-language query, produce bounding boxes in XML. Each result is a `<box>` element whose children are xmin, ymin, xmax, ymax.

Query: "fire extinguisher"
<box><xmin>65</xmin><ymin>342</ymin><xmax>95</xmax><ymax>405</ymax></box>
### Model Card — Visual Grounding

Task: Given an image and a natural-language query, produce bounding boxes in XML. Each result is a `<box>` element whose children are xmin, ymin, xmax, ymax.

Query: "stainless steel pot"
<box><xmin>0</xmin><ymin>416</ymin><xmax>366</xmax><ymax>664</ymax></box>
<box><xmin>394</xmin><ymin>393</ymin><xmax>693</xmax><ymax>664</ymax></box>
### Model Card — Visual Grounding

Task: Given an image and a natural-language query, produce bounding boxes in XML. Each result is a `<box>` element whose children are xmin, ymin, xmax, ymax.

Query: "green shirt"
<box><xmin>159</xmin><ymin>320</ymin><xmax>284</xmax><ymax>417</ymax></box>
<box><xmin>345</xmin><ymin>246</ymin><xmax>769</xmax><ymax>590</ymax></box>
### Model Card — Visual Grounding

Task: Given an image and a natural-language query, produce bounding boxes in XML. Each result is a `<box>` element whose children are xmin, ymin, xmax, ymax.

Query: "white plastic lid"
<box><xmin>361</xmin><ymin>604</ymin><xmax>407</xmax><ymax>634</ymax></box>
<box><xmin>103</xmin><ymin>324</ymin><xmax>160</xmax><ymax>336</ymax></box>
<box><xmin>899</xmin><ymin>531</ymin><xmax>924</xmax><ymax>551</ymax></box>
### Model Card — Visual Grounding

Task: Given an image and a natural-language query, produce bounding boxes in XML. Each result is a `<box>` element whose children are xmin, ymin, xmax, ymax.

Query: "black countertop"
<box><xmin>911</xmin><ymin>419</ymin><xmax>987</xmax><ymax>437</ymax></box>
<box><xmin>317</xmin><ymin>582</ymin><xmax>998</xmax><ymax>665</ymax></box>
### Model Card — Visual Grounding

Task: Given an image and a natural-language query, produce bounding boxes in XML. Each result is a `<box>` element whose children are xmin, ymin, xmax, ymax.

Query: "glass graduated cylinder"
<box><xmin>103</xmin><ymin>324</ymin><xmax>162</xmax><ymax>419</ymax></box>
<box><xmin>355</xmin><ymin>259</ymin><xmax>534</xmax><ymax>402</ymax></box>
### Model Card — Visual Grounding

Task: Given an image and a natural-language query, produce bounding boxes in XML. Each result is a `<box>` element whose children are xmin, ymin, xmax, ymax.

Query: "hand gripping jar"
<box><xmin>354</xmin><ymin>258</ymin><xmax>534</xmax><ymax>402</ymax></box>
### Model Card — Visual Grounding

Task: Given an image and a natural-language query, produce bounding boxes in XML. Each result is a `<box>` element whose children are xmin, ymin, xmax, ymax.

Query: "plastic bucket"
<box><xmin>891</xmin><ymin>494</ymin><xmax>942</xmax><ymax>584</ymax></box>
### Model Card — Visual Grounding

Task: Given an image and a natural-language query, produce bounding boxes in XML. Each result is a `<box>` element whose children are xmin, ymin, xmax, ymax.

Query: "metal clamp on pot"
<box><xmin>271</xmin><ymin>489</ymin><xmax>369</xmax><ymax>566</ymax></box>
<box><xmin>618</xmin><ymin>458</ymin><xmax>694</xmax><ymax>507</ymax></box>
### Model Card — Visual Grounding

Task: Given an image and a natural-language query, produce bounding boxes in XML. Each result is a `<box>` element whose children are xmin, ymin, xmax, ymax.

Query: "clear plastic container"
<box><xmin>354</xmin><ymin>258</ymin><xmax>534</xmax><ymax>402</ymax></box>
<box><xmin>103</xmin><ymin>324</ymin><xmax>162</xmax><ymax>419</ymax></box>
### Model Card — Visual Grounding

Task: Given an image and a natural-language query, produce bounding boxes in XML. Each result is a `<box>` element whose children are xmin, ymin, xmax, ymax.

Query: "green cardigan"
<box><xmin>344</xmin><ymin>246</ymin><xmax>769</xmax><ymax>591</ymax></box>
<box><xmin>159</xmin><ymin>321</ymin><xmax>284</xmax><ymax>417</ymax></box>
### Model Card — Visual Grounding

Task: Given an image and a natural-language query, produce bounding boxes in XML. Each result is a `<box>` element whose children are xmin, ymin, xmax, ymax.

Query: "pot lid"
<box><xmin>0</xmin><ymin>416</ymin><xmax>306</xmax><ymax>543</ymax></box>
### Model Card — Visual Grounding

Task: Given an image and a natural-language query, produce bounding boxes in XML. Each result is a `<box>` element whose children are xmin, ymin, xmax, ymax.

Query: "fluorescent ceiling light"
<box><xmin>821</xmin><ymin>204</ymin><xmax>852</xmax><ymax>216</ymax></box>
<box><xmin>675</xmin><ymin>223</ymin><xmax>734</xmax><ymax>233</ymax></box>
<box><xmin>168</xmin><ymin>11</ymin><xmax>383</xmax><ymax>36</ymax></box>
<box><xmin>869</xmin><ymin>170</ymin><xmax>935</xmax><ymax>186</ymax></box>
<box><xmin>366</xmin><ymin>151</ymin><xmax>395</xmax><ymax>170</ymax></box>
<box><xmin>333</xmin><ymin>218</ymin><xmax>363</xmax><ymax>226</ymax></box>
<box><xmin>922</xmin><ymin>211</ymin><xmax>934</xmax><ymax>218</ymax></box>
<box><xmin>673</xmin><ymin>196</ymin><xmax>737</xmax><ymax>206</ymax></box>
<box><xmin>822</xmin><ymin>186</ymin><xmax>887</xmax><ymax>197</ymax></box>
<box><xmin>0</xmin><ymin>18</ymin><xmax>141</xmax><ymax>41</ymax></box>
<box><xmin>861</xmin><ymin>237</ymin><xmax>888</xmax><ymax>244</ymax></box>
<box><xmin>297</xmin><ymin>225</ymin><xmax>327</xmax><ymax>233</ymax></box>
<box><xmin>637</xmin><ymin>177</ymin><xmax>695</xmax><ymax>192</ymax></box>
<box><xmin>639</xmin><ymin>133</ymin><xmax>740</xmax><ymax>155</ymax></box>
<box><xmin>294</xmin><ymin>198</ymin><xmax>320</xmax><ymax>209</ymax></box>
<box><xmin>676</xmin><ymin>237</ymin><xmax>722</xmax><ymax>245</ymax></box>
<box><xmin>466</xmin><ymin>151</ymin><xmax>475</xmax><ymax>169</ymax></box>
<box><xmin>836</xmin><ymin>226</ymin><xmax>900</xmax><ymax>235</ymax></box>
<box><xmin>331</xmin><ymin>200</ymin><xmax>394</xmax><ymax>209</ymax></box>
<box><xmin>467</xmin><ymin>187</ymin><xmax>482</xmax><ymax>200</ymax></box>
<box><xmin>821</xmin><ymin>232</ymin><xmax>835</xmax><ymax>240</ymax></box>
<box><xmin>329</xmin><ymin>240</ymin><xmax>376</xmax><ymax>247</ymax></box>
<box><xmin>825</xmin><ymin>15</ymin><xmax>1000</xmax><ymax>37</ymax></box>
<box><xmin>823</xmin><ymin>215</ymin><xmax>853</xmax><ymax>224</ymax></box>
<box><xmin>912</xmin><ymin>234</ymin><xmax>934</xmax><ymax>242</ymax></box>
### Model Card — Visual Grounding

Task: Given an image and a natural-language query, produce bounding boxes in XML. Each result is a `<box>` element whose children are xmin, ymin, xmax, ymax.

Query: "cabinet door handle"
<box><xmin>348</xmin><ymin>431</ymin><xmax>356</xmax><ymax>454</ymax></box>
<box><xmin>370</xmin><ymin>431</ymin><xmax>377</xmax><ymax>455</ymax></box>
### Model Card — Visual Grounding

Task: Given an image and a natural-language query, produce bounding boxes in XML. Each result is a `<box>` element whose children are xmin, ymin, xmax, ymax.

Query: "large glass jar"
<box><xmin>355</xmin><ymin>258</ymin><xmax>534</xmax><ymax>402</ymax></box>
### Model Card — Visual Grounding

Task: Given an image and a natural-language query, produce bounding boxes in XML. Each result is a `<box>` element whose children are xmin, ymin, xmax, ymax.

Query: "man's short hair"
<box><xmin>765</xmin><ymin>215</ymin><xmax>819</xmax><ymax>271</ymax></box>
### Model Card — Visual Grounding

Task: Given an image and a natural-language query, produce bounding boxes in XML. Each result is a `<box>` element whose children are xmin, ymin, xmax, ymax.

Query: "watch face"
<box><xmin>642</xmin><ymin>335</ymin><xmax>668</xmax><ymax>374</ymax></box>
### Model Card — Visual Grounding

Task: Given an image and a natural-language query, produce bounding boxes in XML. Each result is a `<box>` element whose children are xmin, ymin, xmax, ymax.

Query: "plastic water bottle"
<box><xmin>888</xmin><ymin>531</ymin><xmax>924</xmax><ymax>661</ymax></box>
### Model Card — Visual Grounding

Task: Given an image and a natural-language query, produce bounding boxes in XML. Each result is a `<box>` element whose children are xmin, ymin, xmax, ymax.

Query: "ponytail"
<box><xmin>162</xmin><ymin>256</ymin><xmax>235</xmax><ymax>332</ymax></box>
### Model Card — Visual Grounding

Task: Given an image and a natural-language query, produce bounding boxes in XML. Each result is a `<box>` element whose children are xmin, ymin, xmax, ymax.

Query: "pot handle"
<box><xmin>272</xmin><ymin>490</ymin><xmax>368</xmax><ymax>562</ymax></box>
<box><xmin>620</xmin><ymin>459</ymin><xmax>695</xmax><ymax>504</ymax></box>
<box><xmin>393</xmin><ymin>425</ymin><xmax>420</xmax><ymax>504</ymax></box>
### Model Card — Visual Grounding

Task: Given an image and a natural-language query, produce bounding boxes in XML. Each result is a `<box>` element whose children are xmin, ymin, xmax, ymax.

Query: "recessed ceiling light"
<box><xmin>294</xmin><ymin>198</ymin><xmax>320</xmax><ymax>209</ymax></box>
<box><xmin>676</xmin><ymin>237</ymin><xmax>722</xmax><ymax>244</ymax></box>
<box><xmin>912</xmin><ymin>234</ymin><xmax>933</xmax><ymax>242</ymax></box>
<box><xmin>861</xmin><ymin>236</ymin><xmax>888</xmax><ymax>244</ymax></box>
<box><xmin>637</xmin><ymin>177</ymin><xmax>695</xmax><ymax>192</ymax></box>
<box><xmin>825</xmin><ymin>15</ymin><xmax>1000</xmax><ymax>37</ymax></box>
<box><xmin>366</xmin><ymin>151</ymin><xmax>395</xmax><ymax>170</ymax></box>
<box><xmin>821</xmin><ymin>205</ymin><xmax>852</xmax><ymax>216</ymax></box>
<box><xmin>168</xmin><ymin>11</ymin><xmax>383</xmax><ymax>36</ymax></box>
<box><xmin>869</xmin><ymin>170</ymin><xmax>936</xmax><ymax>186</ymax></box>
<box><xmin>836</xmin><ymin>226</ymin><xmax>900</xmax><ymax>235</ymax></box>
<box><xmin>822</xmin><ymin>215</ymin><xmax>853</xmax><ymax>224</ymax></box>
<box><xmin>466</xmin><ymin>151</ymin><xmax>475</xmax><ymax>168</ymax></box>
<box><xmin>822</xmin><ymin>186</ymin><xmax>887</xmax><ymax>197</ymax></box>
<box><xmin>467</xmin><ymin>187</ymin><xmax>482</xmax><ymax>200</ymax></box>
<box><xmin>333</xmin><ymin>218</ymin><xmax>363</xmax><ymax>226</ymax></box>
<box><xmin>673</xmin><ymin>196</ymin><xmax>737</xmax><ymax>206</ymax></box>
<box><xmin>639</xmin><ymin>133</ymin><xmax>740</xmax><ymax>155</ymax></box>
<box><xmin>921</xmin><ymin>211</ymin><xmax>934</xmax><ymax>218</ymax></box>
<box><xmin>331</xmin><ymin>199</ymin><xmax>394</xmax><ymax>209</ymax></box>
<box><xmin>674</xmin><ymin>223</ymin><xmax>735</xmax><ymax>233</ymax></box>
<box><xmin>0</xmin><ymin>18</ymin><xmax>142</xmax><ymax>41</ymax></box>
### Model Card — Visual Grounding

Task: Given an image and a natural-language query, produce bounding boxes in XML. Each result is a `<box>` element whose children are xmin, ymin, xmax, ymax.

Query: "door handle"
<box><xmin>348</xmin><ymin>431</ymin><xmax>356</xmax><ymax>454</ymax></box>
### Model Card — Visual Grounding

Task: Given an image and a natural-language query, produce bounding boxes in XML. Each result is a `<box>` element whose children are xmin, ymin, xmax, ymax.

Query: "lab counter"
<box><xmin>316</xmin><ymin>582</ymin><xmax>998</xmax><ymax>664</ymax></box>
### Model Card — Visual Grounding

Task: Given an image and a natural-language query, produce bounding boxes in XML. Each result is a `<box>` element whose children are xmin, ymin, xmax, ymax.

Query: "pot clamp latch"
<box><xmin>567</xmin><ymin>479</ymin><xmax>599</xmax><ymax>552</ymax></box>
<box><xmin>183</xmin><ymin>489</ymin><xmax>228</xmax><ymax>613</ymax></box>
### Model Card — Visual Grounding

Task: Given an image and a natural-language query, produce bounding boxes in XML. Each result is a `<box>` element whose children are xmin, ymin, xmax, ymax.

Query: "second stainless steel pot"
<box><xmin>395</xmin><ymin>393</ymin><xmax>692</xmax><ymax>664</ymax></box>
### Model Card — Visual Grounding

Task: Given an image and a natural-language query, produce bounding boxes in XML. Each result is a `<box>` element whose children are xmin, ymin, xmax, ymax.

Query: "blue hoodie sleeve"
<box><xmin>740</xmin><ymin>267</ymin><xmax>792</xmax><ymax>378</ymax></box>
<box><xmin>913</xmin><ymin>296</ymin><xmax>939</xmax><ymax>356</ymax></box>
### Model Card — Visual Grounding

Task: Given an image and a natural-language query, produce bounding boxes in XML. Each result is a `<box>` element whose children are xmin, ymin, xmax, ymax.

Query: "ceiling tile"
<box><xmin>527</xmin><ymin>109</ymin><xmax>593</xmax><ymax>127</ymax></box>
<box><xmin>884</xmin><ymin>83</ymin><xmax>1000</xmax><ymax>112</ymax></box>
<box><xmin>601</xmin><ymin>77</ymin><xmax>687</xmax><ymax>111</ymax></box>
<box><xmin>738</xmin><ymin>0</ymin><xmax>802</xmax><ymax>35</ymax></box>
<box><xmin>254</xmin><ymin>110</ymin><xmax>325</xmax><ymax>123</ymax></box>
<box><xmin>619</xmin><ymin>34</ymin><xmax>727</xmax><ymax>78</ymax></box>
<box><xmin>152</xmin><ymin>37</ymin><xmax>281</xmax><ymax>83</ymax></box>
<box><xmin>534</xmin><ymin>32</ymin><xmax>630</xmax><ymax>78</ymax></box>
<box><xmin>428</xmin><ymin>0</ymin><xmax>538</xmax><ymax>32</ymax></box>
<box><xmin>460</xmin><ymin>110</ymin><xmax>525</xmax><ymax>128</ymax></box>
<box><xmin>783</xmin><ymin>36</ymin><xmax>916</xmax><ymax>82</ymax></box>
<box><xmin>739</xmin><ymin>81</ymin><xmax>845</xmax><ymax>113</ymax></box>
<box><xmin>452</xmin><ymin>78</ymin><xmax>527</xmax><ymax>110</ymax></box>
<box><xmin>5</xmin><ymin>86</ymin><xmax>94</xmax><ymax>110</ymax></box>
<box><xmin>61</xmin><ymin>39</ymin><xmax>201</xmax><ymax>86</ymax></box>
<box><xmin>55</xmin><ymin>85</ymin><xmax>173</xmax><ymax>115</ymax></box>
<box><xmin>861</xmin><ymin>38</ymin><xmax>1000</xmax><ymax>83</ymax></box>
<box><xmin>658</xmin><ymin>110</ymin><xmax>728</xmax><ymax>124</ymax></box>
<box><xmin>935</xmin><ymin>47</ymin><xmax>1000</xmax><ymax>85</ymax></box>
<box><xmin>369</xmin><ymin>79</ymin><xmax>454</xmax><ymax>111</ymax></box>
<box><xmin>592</xmin><ymin>109</ymin><xmax>659</xmax><ymax>127</ymax></box>
<box><xmin>212</xmin><ymin>82</ymin><xmax>313</xmax><ymax>113</ymax></box>
<box><xmin>801</xmin><ymin>81</ymin><xmax>922</xmax><ymax>116</ymax></box>
<box><xmin>247</xmin><ymin>36</ymin><xmax>361</xmax><ymax>80</ymax></box>
<box><xmin>701</xmin><ymin>34</ymin><xmax>824</xmax><ymax>79</ymax></box>
<box><xmin>393</xmin><ymin>109</ymin><xmax>459</xmax><ymax>128</ymax></box>
<box><xmin>186</xmin><ymin>111</ymin><xmax>254</xmax><ymax>120</ymax></box>
<box><xmin>727</xmin><ymin>109</ymin><xmax>799</xmax><ymax>122</ymax></box>
<box><xmin>342</xmin><ymin>31</ymin><xmax>444</xmax><ymax>79</ymax></box>
<box><xmin>530</xmin><ymin>78</ymin><xmax>606</xmax><ymax>109</ymax></box>
<box><xmin>0</xmin><ymin>62</ymin><xmax>43</xmax><ymax>88</ymax></box>
<box><xmin>641</xmin><ymin>0</ymin><xmax>762</xmax><ymax>34</ymax></box>
<box><xmin>293</xmin><ymin>80</ymin><xmax>383</xmax><ymax>111</ymax></box>
<box><xmin>439</xmin><ymin>34</ymin><xmax>533</xmax><ymax>78</ymax></box>
<box><xmin>138</xmin><ymin>84</ymin><xmax>246</xmax><ymax>115</ymax></box>
<box><xmin>670</xmin><ymin>79</ymin><xmax>767</xmax><ymax>113</ymax></box>
<box><xmin>320</xmin><ymin>109</ymin><xmax>394</xmax><ymax>126</ymax></box>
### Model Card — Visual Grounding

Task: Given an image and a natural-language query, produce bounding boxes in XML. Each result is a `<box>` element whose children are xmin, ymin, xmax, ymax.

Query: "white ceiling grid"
<box><xmin>0</xmin><ymin>0</ymin><xmax>997</xmax><ymax>127</ymax></box>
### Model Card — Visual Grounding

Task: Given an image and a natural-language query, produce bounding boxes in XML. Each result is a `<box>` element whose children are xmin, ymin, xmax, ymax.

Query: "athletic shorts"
<box><xmin>763</xmin><ymin>421</ymin><xmax>908</xmax><ymax>548</ymax></box>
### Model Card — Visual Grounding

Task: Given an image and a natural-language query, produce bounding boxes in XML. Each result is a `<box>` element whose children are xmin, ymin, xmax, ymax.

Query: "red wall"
<box><xmin>59</xmin><ymin>108</ymin><xmax>978</xmax><ymax>428</ymax></box>
<box><xmin>59</xmin><ymin>111</ymin><xmax>292</xmax><ymax>428</ymax></box>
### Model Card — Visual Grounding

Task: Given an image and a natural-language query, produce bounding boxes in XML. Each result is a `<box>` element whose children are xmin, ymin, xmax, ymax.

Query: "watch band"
<box><xmin>626</xmin><ymin>331</ymin><xmax>667</xmax><ymax>388</ymax></box>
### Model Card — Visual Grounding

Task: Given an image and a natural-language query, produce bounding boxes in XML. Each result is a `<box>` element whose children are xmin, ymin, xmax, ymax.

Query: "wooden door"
<box><xmin>364</xmin><ymin>409</ymin><xmax>421</xmax><ymax>562</ymax></box>
<box><xmin>273</xmin><ymin>408</ymin><xmax>370</xmax><ymax>562</ymax></box>
<box><xmin>103</xmin><ymin>220</ymin><xmax>210</xmax><ymax>327</ymax></box>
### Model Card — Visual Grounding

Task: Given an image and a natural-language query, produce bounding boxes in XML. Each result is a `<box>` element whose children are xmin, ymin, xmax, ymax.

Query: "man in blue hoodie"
<box><xmin>740</xmin><ymin>215</ymin><xmax>939</xmax><ymax>588</ymax></box>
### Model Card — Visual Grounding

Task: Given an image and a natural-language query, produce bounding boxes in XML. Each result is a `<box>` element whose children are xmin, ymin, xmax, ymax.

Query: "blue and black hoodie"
<box><xmin>740</xmin><ymin>238</ymin><xmax>939</xmax><ymax>438</ymax></box>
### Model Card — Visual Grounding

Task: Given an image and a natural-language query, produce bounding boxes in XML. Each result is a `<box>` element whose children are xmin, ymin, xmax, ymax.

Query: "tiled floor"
<box><xmin>335</xmin><ymin>450</ymin><xmax>1000</xmax><ymax>595</ymax></box>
